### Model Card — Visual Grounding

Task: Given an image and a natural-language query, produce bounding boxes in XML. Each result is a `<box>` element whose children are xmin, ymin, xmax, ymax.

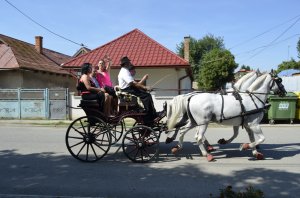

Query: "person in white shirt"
<box><xmin>118</xmin><ymin>56</ymin><xmax>160</xmax><ymax>125</ymax></box>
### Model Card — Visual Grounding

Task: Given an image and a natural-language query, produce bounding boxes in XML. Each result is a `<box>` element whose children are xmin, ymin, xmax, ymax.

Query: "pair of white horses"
<box><xmin>166</xmin><ymin>71</ymin><xmax>286</xmax><ymax>161</ymax></box>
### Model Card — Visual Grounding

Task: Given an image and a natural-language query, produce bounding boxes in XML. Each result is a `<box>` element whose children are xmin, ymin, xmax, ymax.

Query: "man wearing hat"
<box><xmin>118</xmin><ymin>56</ymin><xmax>161</xmax><ymax>125</ymax></box>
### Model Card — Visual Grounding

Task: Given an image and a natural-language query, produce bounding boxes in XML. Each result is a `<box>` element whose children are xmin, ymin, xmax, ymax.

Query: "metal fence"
<box><xmin>0</xmin><ymin>88</ymin><xmax>68</xmax><ymax>120</ymax></box>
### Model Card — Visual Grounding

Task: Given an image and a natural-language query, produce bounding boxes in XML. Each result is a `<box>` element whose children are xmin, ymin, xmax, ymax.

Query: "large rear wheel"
<box><xmin>65</xmin><ymin>116</ymin><xmax>111</xmax><ymax>162</ymax></box>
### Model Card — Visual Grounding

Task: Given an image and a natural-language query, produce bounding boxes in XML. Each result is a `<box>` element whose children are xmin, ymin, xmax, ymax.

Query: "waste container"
<box><xmin>267</xmin><ymin>92</ymin><xmax>297</xmax><ymax>124</ymax></box>
<box><xmin>294</xmin><ymin>92</ymin><xmax>300</xmax><ymax>120</ymax></box>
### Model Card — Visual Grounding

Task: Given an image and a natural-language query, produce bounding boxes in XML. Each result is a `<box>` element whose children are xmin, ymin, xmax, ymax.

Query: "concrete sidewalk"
<box><xmin>0</xmin><ymin>119</ymin><xmax>72</xmax><ymax>127</ymax></box>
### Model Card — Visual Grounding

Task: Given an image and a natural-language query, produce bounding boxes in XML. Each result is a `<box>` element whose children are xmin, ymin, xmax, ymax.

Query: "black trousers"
<box><xmin>82</xmin><ymin>92</ymin><xmax>105</xmax><ymax>112</ymax></box>
<box><xmin>122</xmin><ymin>86</ymin><xmax>157</xmax><ymax>122</ymax></box>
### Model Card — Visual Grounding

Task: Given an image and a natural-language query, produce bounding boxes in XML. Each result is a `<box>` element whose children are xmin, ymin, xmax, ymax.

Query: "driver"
<box><xmin>118</xmin><ymin>56</ymin><xmax>163</xmax><ymax>125</ymax></box>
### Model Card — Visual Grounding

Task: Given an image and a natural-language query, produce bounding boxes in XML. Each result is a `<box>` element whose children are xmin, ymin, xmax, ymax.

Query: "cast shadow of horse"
<box><xmin>154</xmin><ymin>142</ymin><xmax>300</xmax><ymax>162</ymax></box>
<box><xmin>212</xmin><ymin>142</ymin><xmax>300</xmax><ymax>161</ymax></box>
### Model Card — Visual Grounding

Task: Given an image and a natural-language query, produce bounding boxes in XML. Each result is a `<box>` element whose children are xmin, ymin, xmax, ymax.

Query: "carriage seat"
<box><xmin>114</xmin><ymin>85</ymin><xmax>144</xmax><ymax>111</ymax></box>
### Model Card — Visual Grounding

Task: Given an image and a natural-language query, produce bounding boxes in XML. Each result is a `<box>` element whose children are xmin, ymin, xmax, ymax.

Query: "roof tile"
<box><xmin>62</xmin><ymin>29</ymin><xmax>189</xmax><ymax>68</ymax></box>
<box><xmin>0</xmin><ymin>34</ymin><xmax>71</xmax><ymax>75</ymax></box>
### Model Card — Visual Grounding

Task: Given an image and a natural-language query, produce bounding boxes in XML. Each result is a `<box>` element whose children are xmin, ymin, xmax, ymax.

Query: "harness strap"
<box><xmin>233</xmin><ymin>91</ymin><xmax>246</xmax><ymax>128</ymax></box>
<box><xmin>187</xmin><ymin>95</ymin><xmax>197</xmax><ymax>126</ymax></box>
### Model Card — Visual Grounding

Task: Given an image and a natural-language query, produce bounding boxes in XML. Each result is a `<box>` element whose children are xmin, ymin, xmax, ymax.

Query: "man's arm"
<box><xmin>130</xmin><ymin>80</ymin><xmax>150</xmax><ymax>91</ymax></box>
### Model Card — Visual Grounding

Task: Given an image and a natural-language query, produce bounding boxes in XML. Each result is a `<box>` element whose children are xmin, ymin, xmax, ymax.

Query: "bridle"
<box><xmin>270</xmin><ymin>76</ymin><xmax>287</xmax><ymax>97</ymax></box>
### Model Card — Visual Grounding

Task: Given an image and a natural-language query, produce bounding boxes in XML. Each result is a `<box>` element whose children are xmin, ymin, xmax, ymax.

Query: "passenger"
<box><xmin>77</xmin><ymin>63</ymin><xmax>105</xmax><ymax>112</ymax></box>
<box><xmin>96</xmin><ymin>56</ymin><xmax>118</xmax><ymax>115</ymax></box>
<box><xmin>90</xmin><ymin>66</ymin><xmax>115</xmax><ymax>116</ymax></box>
<box><xmin>118</xmin><ymin>56</ymin><xmax>163</xmax><ymax>125</ymax></box>
<box><xmin>97</xmin><ymin>55</ymin><xmax>112</xmax><ymax>87</ymax></box>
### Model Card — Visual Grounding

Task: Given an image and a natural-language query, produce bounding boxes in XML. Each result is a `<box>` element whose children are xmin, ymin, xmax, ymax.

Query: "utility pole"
<box><xmin>287</xmin><ymin>45</ymin><xmax>290</xmax><ymax>60</ymax></box>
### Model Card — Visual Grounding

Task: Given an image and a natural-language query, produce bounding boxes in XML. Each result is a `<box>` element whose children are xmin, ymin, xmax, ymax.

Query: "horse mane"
<box><xmin>247</xmin><ymin>73</ymin><xmax>268</xmax><ymax>92</ymax></box>
<box><xmin>233</xmin><ymin>71</ymin><xmax>256</xmax><ymax>90</ymax></box>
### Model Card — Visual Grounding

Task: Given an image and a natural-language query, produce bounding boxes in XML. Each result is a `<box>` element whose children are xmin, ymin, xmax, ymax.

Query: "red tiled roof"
<box><xmin>0</xmin><ymin>34</ymin><xmax>72</xmax><ymax>75</ymax></box>
<box><xmin>62</xmin><ymin>29</ymin><xmax>190</xmax><ymax>69</ymax></box>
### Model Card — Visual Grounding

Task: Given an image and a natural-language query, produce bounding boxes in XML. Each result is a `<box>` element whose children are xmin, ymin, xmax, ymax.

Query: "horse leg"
<box><xmin>171</xmin><ymin>127</ymin><xmax>190</xmax><ymax>154</ymax></box>
<box><xmin>194</xmin><ymin>126</ymin><xmax>215</xmax><ymax>152</ymax></box>
<box><xmin>218</xmin><ymin>125</ymin><xmax>239</xmax><ymax>145</ymax></box>
<box><xmin>240</xmin><ymin>125</ymin><xmax>265</xmax><ymax>160</ymax></box>
<box><xmin>195</xmin><ymin>124</ymin><xmax>214</xmax><ymax>161</ymax></box>
<box><xmin>166</xmin><ymin>128</ymin><xmax>179</xmax><ymax>144</ymax></box>
<box><xmin>166</xmin><ymin>114</ymin><xmax>188</xmax><ymax>144</ymax></box>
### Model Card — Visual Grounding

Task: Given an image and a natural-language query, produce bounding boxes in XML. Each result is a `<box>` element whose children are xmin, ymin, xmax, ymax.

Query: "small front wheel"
<box><xmin>122</xmin><ymin>125</ymin><xmax>159</xmax><ymax>163</ymax></box>
<box><xmin>65</xmin><ymin>116</ymin><xmax>111</xmax><ymax>162</ymax></box>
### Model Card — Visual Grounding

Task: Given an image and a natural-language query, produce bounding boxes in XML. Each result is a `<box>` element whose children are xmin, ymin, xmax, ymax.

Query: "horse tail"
<box><xmin>167</xmin><ymin>95</ymin><xmax>186</xmax><ymax>130</ymax></box>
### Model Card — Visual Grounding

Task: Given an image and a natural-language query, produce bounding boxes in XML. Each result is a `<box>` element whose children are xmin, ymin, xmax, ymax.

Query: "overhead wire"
<box><xmin>3</xmin><ymin>0</ymin><xmax>87</xmax><ymax>48</ymax></box>
<box><xmin>229</xmin><ymin>14</ymin><xmax>300</xmax><ymax>50</ymax></box>
<box><xmin>235</xmin><ymin>33</ymin><xmax>300</xmax><ymax>57</ymax></box>
<box><xmin>242</xmin><ymin>16</ymin><xmax>300</xmax><ymax>62</ymax></box>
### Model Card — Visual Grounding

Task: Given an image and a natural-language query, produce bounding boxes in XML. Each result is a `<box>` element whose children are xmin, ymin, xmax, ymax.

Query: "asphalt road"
<box><xmin>0</xmin><ymin>124</ymin><xmax>299</xmax><ymax>197</ymax></box>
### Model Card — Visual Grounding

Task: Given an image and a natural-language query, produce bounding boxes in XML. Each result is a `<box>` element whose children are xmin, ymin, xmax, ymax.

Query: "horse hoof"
<box><xmin>255</xmin><ymin>152</ymin><xmax>264</xmax><ymax>160</ymax></box>
<box><xmin>207</xmin><ymin>154</ymin><xmax>214</xmax><ymax>162</ymax></box>
<box><xmin>239</xmin><ymin>143</ymin><xmax>250</xmax><ymax>151</ymax></box>
<box><xmin>218</xmin><ymin>138</ymin><xmax>227</xmax><ymax>145</ymax></box>
<box><xmin>171</xmin><ymin>145</ymin><xmax>180</xmax><ymax>154</ymax></box>
<box><xmin>207</xmin><ymin>145</ymin><xmax>215</xmax><ymax>152</ymax></box>
<box><xmin>171</xmin><ymin>147</ymin><xmax>178</xmax><ymax>154</ymax></box>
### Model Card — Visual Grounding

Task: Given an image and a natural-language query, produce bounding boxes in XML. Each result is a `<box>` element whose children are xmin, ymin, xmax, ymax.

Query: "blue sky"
<box><xmin>1</xmin><ymin>0</ymin><xmax>299</xmax><ymax>71</ymax></box>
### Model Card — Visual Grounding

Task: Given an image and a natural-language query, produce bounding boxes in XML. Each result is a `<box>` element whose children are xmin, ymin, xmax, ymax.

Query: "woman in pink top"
<box><xmin>97</xmin><ymin>56</ymin><xmax>112</xmax><ymax>87</ymax></box>
<box><xmin>96</xmin><ymin>56</ymin><xmax>118</xmax><ymax>115</ymax></box>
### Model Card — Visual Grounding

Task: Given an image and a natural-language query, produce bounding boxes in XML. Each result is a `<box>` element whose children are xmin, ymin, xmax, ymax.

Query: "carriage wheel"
<box><xmin>109</xmin><ymin>119</ymin><xmax>124</xmax><ymax>144</ymax></box>
<box><xmin>122</xmin><ymin>125</ymin><xmax>159</xmax><ymax>163</ymax></box>
<box><xmin>65</xmin><ymin>116</ymin><xmax>111</xmax><ymax>162</ymax></box>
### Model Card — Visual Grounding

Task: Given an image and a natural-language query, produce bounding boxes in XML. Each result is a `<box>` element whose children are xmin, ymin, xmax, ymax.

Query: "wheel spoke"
<box><xmin>69</xmin><ymin>140</ymin><xmax>85</xmax><ymax>148</ymax></box>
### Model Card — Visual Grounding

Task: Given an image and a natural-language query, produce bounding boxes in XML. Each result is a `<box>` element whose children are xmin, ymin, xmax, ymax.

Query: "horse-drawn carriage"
<box><xmin>65</xmin><ymin>87</ymin><xmax>167</xmax><ymax>163</ymax></box>
<box><xmin>66</xmin><ymin>72</ymin><xmax>287</xmax><ymax>163</ymax></box>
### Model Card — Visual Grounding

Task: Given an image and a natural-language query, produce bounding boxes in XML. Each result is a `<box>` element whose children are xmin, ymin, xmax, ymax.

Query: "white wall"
<box><xmin>282</xmin><ymin>76</ymin><xmax>300</xmax><ymax>92</ymax></box>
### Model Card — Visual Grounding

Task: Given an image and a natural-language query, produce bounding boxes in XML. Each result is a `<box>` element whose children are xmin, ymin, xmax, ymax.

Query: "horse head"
<box><xmin>271</xmin><ymin>76</ymin><xmax>287</xmax><ymax>97</ymax></box>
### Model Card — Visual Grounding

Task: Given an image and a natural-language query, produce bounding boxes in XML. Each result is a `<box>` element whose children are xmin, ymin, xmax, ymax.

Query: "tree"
<box><xmin>176</xmin><ymin>34</ymin><xmax>225</xmax><ymax>79</ymax></box>
<box><xmin>198</xmin><ymin>48</ymin><xmax>238</xmax><ymax>91</ymax></box>
<box><xmin>240</xmin><ymin>65</ymin><xmax>253</xmax><ymax>71</ymax></box>
<box><xmin>276</xmin><ymin>58</ymin><xmax>300</xmax><ymax>73</ymax></box>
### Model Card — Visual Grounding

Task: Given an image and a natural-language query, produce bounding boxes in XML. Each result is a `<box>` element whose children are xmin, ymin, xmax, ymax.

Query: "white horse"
<box><xmin>165</xmin><ymin>70</ymin><xmax>260</xmax><ymax>149</ymax></box>
<box><xmin>167</xmin><ymin>72</ymin><xmax>286</xmax><ymax>161</ymax></box>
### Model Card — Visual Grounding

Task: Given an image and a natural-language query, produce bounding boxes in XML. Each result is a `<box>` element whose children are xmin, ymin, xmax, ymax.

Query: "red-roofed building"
<box><xmin>0</xmin><ymin>34</ymin><xmax>76</xmax><ymax>90</ymax></box>
<box><xmin>63</xmin><ymin>29</ymin><xmax>193</xmax><ymax>97</ymax></box>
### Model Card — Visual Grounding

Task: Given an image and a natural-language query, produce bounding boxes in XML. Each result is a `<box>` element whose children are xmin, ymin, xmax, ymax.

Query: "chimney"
<box><xmin>35</xmin><ymin>36</ymin><xmax>43</xmax><ymax>54</ymax></box>
<box><xmin>184</xmin><ymin>36</ymin><xmax>190</xmax><ymax>63</ymax></box>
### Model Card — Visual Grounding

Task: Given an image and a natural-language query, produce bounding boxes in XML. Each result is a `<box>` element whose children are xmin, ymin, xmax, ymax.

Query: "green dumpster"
<box><xmin>268</xmin><ymin>92</ymin><xmax>297</xmax><ymax>124</ymax></box>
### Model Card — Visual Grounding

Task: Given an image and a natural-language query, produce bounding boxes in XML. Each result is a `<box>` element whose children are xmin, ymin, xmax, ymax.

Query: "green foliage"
<box><xmin>197</xmin><ymin>48</ymin><xmax>238</xmax><ymax>91</ymax></box>
<box><xmin>176</xmin><ymin>34</ymin><xmax>225</xmax><ymax>79</ymax></box>
<box><xmin>210</xmin><ymin>185</ymin><xmax>264</xmax><ymax>198</ymax></box>
<box><xmin>240</xmin><ymin>65</ymin><xmax>253</xmax><ymax>71</ymax></box>
<box><xmin>276</xmin><ymin>58</ymin><xmax>300</xmax><ymax>73</ymax></box>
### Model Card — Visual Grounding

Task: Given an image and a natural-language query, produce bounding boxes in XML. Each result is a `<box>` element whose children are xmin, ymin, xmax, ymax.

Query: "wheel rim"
<box><xmin>122</xmin><ymin>125</ymin><xmax>159</xmax><ymax>163</ymax></box>
<box><xmin>65</xmin><ymin>116</ymin><xmax>111</xmax><ymax>162</ymax></box>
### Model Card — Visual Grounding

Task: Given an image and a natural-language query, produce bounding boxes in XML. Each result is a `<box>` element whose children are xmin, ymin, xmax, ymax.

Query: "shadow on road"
<box><xmin>1</xmin><ymin>141</ymin><xmax>300</xmax><ymax>197</ymax></box>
